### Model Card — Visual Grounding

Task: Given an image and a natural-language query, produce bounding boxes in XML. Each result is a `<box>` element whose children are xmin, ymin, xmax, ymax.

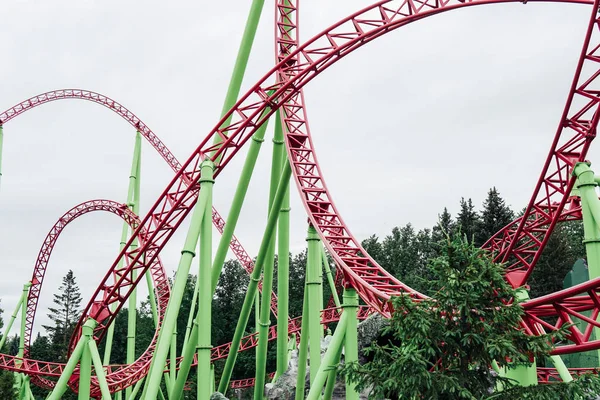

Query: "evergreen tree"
<box><xmin>340</xmin><ymin>235</ymin><xmax>600</xmax><ymax>399</ymax></box>
<box><xmin>361</xmin><ymin>235</ymin><xmax>384</xmax><ymax>265</ymax></box>
<box><xmin>476</xmin><ymin>187</ymin><xmax>514</xmax><ymax>246</ymax></box>
<box><xmin>457</xmin><ymin>197</ymin><xmax>480</xmax><ymax>243</ymax></box>
<box><xmin>432</xmin><ymin>207</ymin><xmax>455</xmax><ymax>244</ymax></box>
<box><xmin>43</xmin><ymin>269</ymin><xmax>82</xmax><ymax>361</ymax></box>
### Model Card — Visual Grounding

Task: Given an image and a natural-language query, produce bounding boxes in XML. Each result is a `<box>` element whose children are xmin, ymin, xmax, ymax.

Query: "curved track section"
<box><xmin>0</xmin><ymin>89</ymin><xmax>279</xmax><ymax>319</ymax></box>
<box><xmin>66</xmin><ymin>0</ymin><xmax>600</xmax><ymax>360</ymax></box>
<box><xmin>20</xmin><ymin>199</ymin><xmax>169</xmax><ymax>394</ymax></box>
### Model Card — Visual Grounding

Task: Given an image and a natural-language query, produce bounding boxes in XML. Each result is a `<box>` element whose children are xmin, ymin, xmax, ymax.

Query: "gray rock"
<box><xmin>210</xmin><ymin>392</ymin><xmax>229</xmax><ymax>400</ymax></box>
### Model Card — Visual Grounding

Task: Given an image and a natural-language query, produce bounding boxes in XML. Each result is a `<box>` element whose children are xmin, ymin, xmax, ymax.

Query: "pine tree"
<box><xmin>432</xmin><ymin>207</ymin><xmax>455</xmax><ymax>245</ymax></box>
<box><xmin>457</xmin><ymin>197</ymin><xmax>479</xmax><ymax>243</ymax></box>
<box><xmin>476</xmin><ymin>187</ymin><xmax>514</xmax><ymax>246</ymax></box>
<box><xmin>43</xmin><ymin>269</ymin><xmax>82</xmax><ymax>361</ymax></box>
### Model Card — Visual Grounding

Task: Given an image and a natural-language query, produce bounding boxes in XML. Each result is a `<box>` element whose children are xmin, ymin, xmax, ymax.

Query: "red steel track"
<box><xmin>1</xmin><ymin>0</ymin><xmax>600</xmax><ymax>393</ymax></box>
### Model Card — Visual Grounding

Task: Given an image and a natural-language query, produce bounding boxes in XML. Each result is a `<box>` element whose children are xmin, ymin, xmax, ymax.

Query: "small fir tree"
<box><xmin>340</xmin><ymin>235</ymin><xmax>600</xmax><ymax>399</ymax></box>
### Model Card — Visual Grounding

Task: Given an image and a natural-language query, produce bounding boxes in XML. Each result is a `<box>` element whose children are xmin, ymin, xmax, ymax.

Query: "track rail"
<box><xmin>0</xmin><ymin>89</ymin><xmax>279</xmax><ymax>319</ymax></box>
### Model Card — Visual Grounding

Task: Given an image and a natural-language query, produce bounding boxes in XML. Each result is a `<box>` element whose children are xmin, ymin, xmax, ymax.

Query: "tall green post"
<box><xmin>217</xmin><ymin>163</ymin><xmax>292</xmax><ymax>394</ymax></box>
<box><xmin>306</xmin><ymin>225</ymin><xmax>323</xmax><ymax>384</ymax></box>
<box><xmin>295</xmin><ymin>281</ymin><xmax>310</xmax><ymax>399</ymax></box>
<box><xmin>322</xmin><ymin>247</ymin><xmax>340</xmax><ymax>309</ymax></box>
<box><xmin>142</xmin><ymin>161</ymin><xmax>213</xmax><ymax>399</ymax></box>
<box><xmin>198</xmin><ymin>160</ymin><xmax>215</xmax><ymax>400</ymax></box>
<box><xmin>254</xmin><ymin>111</ymin><xmax>286</xmax><ymax>398</ymax></box>
<box><xmin>343</xmin><ymin>288</ymin><xmax>360</xmax><ymax>399</ymax></box>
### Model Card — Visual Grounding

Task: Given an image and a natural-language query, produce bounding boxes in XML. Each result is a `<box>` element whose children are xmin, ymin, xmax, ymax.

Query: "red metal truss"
<box><xmin>537</xmin><ymin>367</ymin><xmax>599</xmax><ymax>383</ymax></box>
<box><xmin>66</xmin><ymin>0</ymin><xmax>595</xmax><ymax>363</ymax></box>
<box><xmin>481</xmin><ymin>7</ymin><xmax>600</xmax><ymax>288</ymax></box>
<box><xmin>0</xmin><ymin>89</ymin><xmax>279</xmax><ymax>319</ymax></box>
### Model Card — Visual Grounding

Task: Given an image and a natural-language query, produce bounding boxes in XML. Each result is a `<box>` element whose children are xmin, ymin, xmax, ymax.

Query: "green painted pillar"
<box><xmin>306</xmin><ymin>225</ymin><xmax>323</xmax><ymax>385</ymax></box>
<box><xmin>343</xmin><ymin>288</ymin><xmax>360</xmax><ymax>400</ymax></box>
<box><xmin>142</xmin><ymin>161</ymin><xmax>214</xmax><ymax>399</ymax></box>
<box><xmin>88</xmin><ymin>338</ymin><xmax>112</xmax><ymax>399</ymax></box>
<box><xmin>198</xmin><ymin>159</ymin><xmax>215</xmax><ymax>400</ymax></box>
<box><xmin>306</xmin><ymin>312</ymin><xmax>349</xmax><ymax>400</ymax></box>
<box><xmin>573</xmin><ymin>161</ymin><xmax>600</xmax><ymax>365</ymax></box>
<box><xmin>295</xmin><ymin>283</ymin><xmax>310</xmax><ymax>399</ymax></box>
<box><xmin>500</xmin><ymin>289</ymin><xmax>538</xmax><ymax>387</ymax></box>
<box><xmin>254</xmin><ymin>110</ymin><xmax>286</xmax><ymax>398</ymax></box>
<box><xmin>79</xmin><ymin>322</ymin><xmax>93</xmax><ymax>400</ymax></box>
<box><xmin>0</xmin><ymin>282</ymin><xmax>30</xmax><ymax>352</ymax></box>
<box><xmin>276</xmin><ymin>173</ymin><xmax>291</xmax><ymax>378</ymax></box>
<box><xmin>322</xmin><ymin>247</ymin><xmax>340</xmax><ymax>309</ymax></box>
<box><xmin>218</xmin><ymin>162</ymin><xmax>292</xmax><ymax>394</ymax></box>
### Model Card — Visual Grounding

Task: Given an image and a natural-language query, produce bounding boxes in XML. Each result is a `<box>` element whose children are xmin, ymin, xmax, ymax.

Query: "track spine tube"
<box><xmin>254</xmin><ymin>109</ymin><xmax>285</xmax><ymax>398</ymax></box>
<box><xmin>217</xmin><ymin>161</ymin><xmax>292</xmax><ymax>394</ymax></box>
<box><xmin>343</xmin><ymin>288</ymin><xmax>359</xmax><ymax>400</ymax></box>
<box><xmin>276</xmin><ymin>112</ymin><xmax>291</xmax><ymax>379</ymax></box>
<box><xmin>142</xmin><ymin>176</ymin><xmax>211</xmax><ymax>399</ymax></box>
<box><xmin>307</xmin><ymin>225</ymin><xmax>323</xmax><ymax>384</ymax></box>
<box><xmin>198</xmin><ymin>160</ymin><xmax>215</xmax><ymax>400</ymax></box>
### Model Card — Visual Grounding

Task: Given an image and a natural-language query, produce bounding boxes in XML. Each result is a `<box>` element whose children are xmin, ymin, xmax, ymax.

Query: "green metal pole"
<box><xmin>255</xmin><ymin>291</ymin><xmax>260</xmax><ymax>333</ymax></box>
<box><xmin>211</xmin><ymin>0</ymin><xmax>267</xmax><ymax>161</ymax></box>
<box><xmin>142</xmin><ymin>161</ymin><xmax>214</xmax><ymax>400</ymax></box>
<box><xmin>125</xmin><ymin>131</ymin><xmax>142</xmax><ymax>400</ymax></box>
<box><xmin>168</xmin><ymin>330</ymin><xmax>176</xmax><ymax>394</ymax></box>
<box><xmin>78</xmin><ymin>320</ymin><xmax>95</xmax><ymax>400</ymax></box>
<box><xmin>198</xmin><ymin>158</ymin><xmax>215</xmax><ymax>400</ymax></box>
<box><xmin>343</xmin><ymin>288</ymin><xmax>360</xmax><ymax>400</ymax></box>
<box><xmin>306</xmin><ymin>312</ymin><xmax>349</xmax><ymax>400</ymax></box>
<box><xmin>323</xmin><ymin>338</ymin><xmax>343</xmax><ymax>400</ymax></box>
<box><xmin>0</xmin><ymin>282</ymin><xmax>29</xmax><ymax>351</ymax></box>
<box><xmin>127</xmin><ymin>377</ymin><xmax>145</xmax><ymax>400</ymax></box>
<box><xmin>295</xmin><ymin>281</ymin><xmax>310</xmax><ymax>399</ymax></box>
<box><xmin>306</xmin><ymin>225</ymin><xmax>323</xmax><ymax>384</ymax></box>
<box><xmin>322</xmin><ymin>247</ymin><xmax>340</xmax><ymax>309</ymax></box>
<box><xmin>88</xmin><ymin>339</ymin><xmax>112</xmax><ymax>400</ymax></box>
<box><xmin>47</xmin><ymin>326</ymin><xmax>87</xmax><ymax>400</ymax></box>
<box><xmin>573</xmin><ymin>162</ymin><xmax>600</xmax><ymax>366</ymax></box>
<box><xmin>254</xmin><ymin>110</ymin><xmax>286</xmax><ymax>398</ymax></box>
<box><xmin>211</xmin><ymin>108</ymin><xmax>272</xmax><ymax>293</ymax></box>
<box><xmin>145</xmin><ymin>271</ymin><xmax>159</xmax><ymax>326</ymax></box>
<box><xmin>182</xmin><ymin>273</ymin><xmax>200</xmax><ymax>351</ymax></box>
<box><xmin>276</xmin><ymin>113</ymin><xmax>291</xmax><ymax>380</ymax></box>
<box><xmin>217</xmin><ymin>162</ymin><xmax>292</xmax><ymax>394</ymax></box>
<box><xmin>170</xmin><ymin>319</ymin><xmax>198</xmax><ymax>399</ymax></box>
<box><xmin>550</xmin><ymin>355</ymin><xmax>573</xmax><ymax>382</ymax></box>
<box><xmin>104</xmin><ymin>131</ymin><xmax>142</xmax><ymax>367</ymax></box>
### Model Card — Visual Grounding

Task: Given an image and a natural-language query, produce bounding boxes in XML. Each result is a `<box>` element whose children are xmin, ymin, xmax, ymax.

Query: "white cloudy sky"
<box><xmin>0</xmin><ymin>0</ymin><xmax>596</xmax><ymax>336</ymax></box>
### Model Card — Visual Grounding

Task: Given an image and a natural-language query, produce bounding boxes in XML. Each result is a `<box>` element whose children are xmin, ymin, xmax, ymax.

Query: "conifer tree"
<box><xmin>43</xmin><ymin>269</ymin><xmax>82</xmax><ymax>361</ymax></box>
<box><xmin>457</xmin><ymin>197</ymin><xmax>479</xmax><ymax>243</ymax></box>
<box><xmin>476</xmin><ymin>187</ymin><xmax>514</xmax><ymax>246</ymax></box>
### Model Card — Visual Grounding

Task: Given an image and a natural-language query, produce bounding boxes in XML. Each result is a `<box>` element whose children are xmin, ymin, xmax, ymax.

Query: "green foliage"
<box><xmin>476</xmin><ymin>187</ymin><xmax>514</xmax><ymax>246</ymax></box>
<box><xmin>42</xmin><ymin>269</ymin><xmax>82</xmax><ymax>362</ymax></box>
<box><xmin>457</xmin><ymin>197</ymin><xmax>480</xmax><ymax>244</ymax></box>
<box><xmin>340</xmin><ymin>235</ymin><xmax>600</xmax><ymax>399</ymax></box>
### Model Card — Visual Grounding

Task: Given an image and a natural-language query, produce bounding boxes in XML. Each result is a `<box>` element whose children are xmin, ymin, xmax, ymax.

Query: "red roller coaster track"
<box><xmin>2</xmin><ymin>0</ymin><xmax>600</xmax><ymax>393</ymax></box>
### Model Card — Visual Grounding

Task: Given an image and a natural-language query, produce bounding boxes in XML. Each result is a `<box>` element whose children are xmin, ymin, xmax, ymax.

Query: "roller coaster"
<box><xmin>3</xmin><ymin>0</ymin><xmax>600</xmax><ymax>398</ymax></box>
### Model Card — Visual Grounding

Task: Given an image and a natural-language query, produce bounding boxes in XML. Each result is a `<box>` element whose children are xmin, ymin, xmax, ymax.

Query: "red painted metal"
<box><xmin>537</xmin><ymin>367</ymin><xmax>599</xmax><ymax>383</ymax></box>
<box><xmin>0</xmin><ymin>0</ymin><xmax>599</xmax><ymax>392</ymax></box>
<box><xmin>0</xmin><ymin>89</ymin><xmax>278</xmax><ymax>318</ymax></box>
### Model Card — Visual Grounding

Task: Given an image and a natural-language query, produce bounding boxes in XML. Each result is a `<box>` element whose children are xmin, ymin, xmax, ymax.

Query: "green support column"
<box><xmin>218</xmin><ymin>162</ymin><xmax>292</xmax><ymax>394</ymax></box>
<box><xmin>322</xmin><ymin>247</ymin><xmax>340</xmax><ymax>309</ymax></box>
<box><xmin>142</xmin><ymin>161</ymin><xmax>214</xmax><ymax>400</ymax></box>
<box><xmin>343</xmin><ymin>288</ymin><xmax>360</xmax><ymax>400</ymax></box>
<box><xmin>198</xmin><ymin>159</ymin><xmax>215</xmax><ymax>400</ymax></box>
<box><xmin>255</xmin><ymin>111</ymin><xmax>286</xmax><ymax>398</ymax></box>
<box><xmin>182</xmin><ymin>273</ymin><xmax>200</xmax><ymax>351</ymax></box>
<box><xmin>306</xmin><ymin>312</ymin><xmax>349</xmax><ymax>400</ymax></box>
<box><xmin>47</xmin><ymin>319</ymin><xmax>97</xmax><ymax>400</ymax></box>
<box><xmin>306</xmin><ymin>225</ymin><xmax>323</xmax><ymax>384</ymax></box>
<box><xmin>323</xmin><ymin>339</ymin><xmax>343</xmax><ymax>400</ymax></box>
<box><xmin>295</xmin><ymin>282</ymin><xmax>310</xmax><ymax>399</ymax></box>
<box><xmin>0</xmin><ymin>282</ymin><xmax>30</xmax><ymax>352</ymax></box>
<box><xmin>88</xmin><ymin>338</ymin><xmax>112</xmax><ymax>400</ymax></box>
<box><xmin>500</xmin><ymin>289</ymin><xmax>538</xmax><ymax>387</ymax></box>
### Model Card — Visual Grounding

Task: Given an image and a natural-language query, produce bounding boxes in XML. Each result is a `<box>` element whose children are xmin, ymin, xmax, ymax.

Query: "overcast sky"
<box><xmin>0</xmin><ymin>1</ymin><xmax>596</xmax><ymax>337</ymax></box>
